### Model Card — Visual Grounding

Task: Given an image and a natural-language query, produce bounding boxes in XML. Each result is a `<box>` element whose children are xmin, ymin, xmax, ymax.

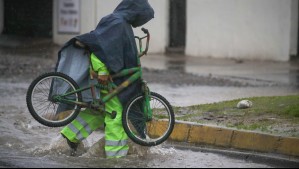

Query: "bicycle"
<box><xmin>26</xmin><ymin>28</ymin><xmax>175</xmax><ymax>147</ymax></box>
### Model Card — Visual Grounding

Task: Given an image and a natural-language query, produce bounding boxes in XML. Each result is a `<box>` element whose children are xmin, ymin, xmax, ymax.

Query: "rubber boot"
<box><xmin>61</xmin><ymin>134</ymin><xmax>79</xmax><ymax>156</ymax></box>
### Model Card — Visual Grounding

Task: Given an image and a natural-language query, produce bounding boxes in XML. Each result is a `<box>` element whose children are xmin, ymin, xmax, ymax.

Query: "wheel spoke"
<box><xmin>123</xmin><ymin>92</ymin><xmax>175</xmax><ymax>146</ymax></box>
<box><xmin>27</xmin><ymin>72</ymin><xmax>82</xmax><ymax>127</ymax></box>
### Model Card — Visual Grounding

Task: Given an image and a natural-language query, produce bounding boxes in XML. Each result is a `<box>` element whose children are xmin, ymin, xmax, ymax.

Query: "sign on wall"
<box><xmin>58</xmin><ymin>0</ymin><xmax>80</xmax><ymax>34</ymax></box>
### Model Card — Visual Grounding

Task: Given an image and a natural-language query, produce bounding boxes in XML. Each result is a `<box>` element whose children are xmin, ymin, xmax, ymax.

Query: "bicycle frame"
<box><xmin>54</xmin><ymin>28</ymin><xmax>152</xmax><ymax>118</ymax></box>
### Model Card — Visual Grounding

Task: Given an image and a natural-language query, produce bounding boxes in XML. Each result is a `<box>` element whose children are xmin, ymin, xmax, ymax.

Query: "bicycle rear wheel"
<box><xmin>26</xmin><ymin>72</ymin><xmax>82</xmax><ymax>127</ymax></box>
<box><xmin>122</xmin><ymin>92</ymin><xmax>175</xmax><ymax>146</ymax></box>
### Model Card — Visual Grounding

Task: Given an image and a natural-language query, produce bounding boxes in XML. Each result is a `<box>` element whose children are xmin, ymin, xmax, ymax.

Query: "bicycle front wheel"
<box><xmin>26</xmin><ymin>72</ymin><xmax>82</xmax><ymax>127</ymax></box>
<box><xmin>122</xmin><ymin>92</ymin><xmax>175</xmax><ymax>146</ymax></box>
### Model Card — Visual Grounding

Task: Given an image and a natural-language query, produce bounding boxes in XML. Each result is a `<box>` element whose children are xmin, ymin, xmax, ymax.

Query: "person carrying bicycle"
<box><xmin>56</xmin><ymin>0</ymin><xmax>154</xmax><ymax>158</ymax></box>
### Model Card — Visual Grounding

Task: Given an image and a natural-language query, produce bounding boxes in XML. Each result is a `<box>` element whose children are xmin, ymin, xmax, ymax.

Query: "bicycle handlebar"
<box><xmin>136</xmin><ymin>27</ymin><xmax>150</xmax><ymax>58</ymax></box>
<box><xmin>141</xmin><ymin>28</ymin><xmax>149</xmax><ymax>34</ymax></box>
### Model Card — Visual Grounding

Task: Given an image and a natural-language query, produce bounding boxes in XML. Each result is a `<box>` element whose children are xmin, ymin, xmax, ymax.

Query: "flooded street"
<box><xmin>0</xmin><ymin>79</ymin><xmax>297</xmax><ymax>167</ymax></box>
<box><xmin>0</xmin><ymin>145</ymin><xmax>274</xmax><ymax>168</ymax></box>
<box><xmin>1</xmin><ymin>0</ymin><xmax>299</xmax><ymax>166</ymax></box>
<box><xmin>1</xmin><ymin>51</ymin><xmax>299</xmax><ymax>167</ymax></box>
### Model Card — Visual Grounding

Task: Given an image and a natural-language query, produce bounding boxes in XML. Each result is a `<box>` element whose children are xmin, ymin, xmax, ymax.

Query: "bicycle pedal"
<box><xmin>110</xmin><ymin>111</ymin><xmax>117</xmax><ymax>119</ymax></box>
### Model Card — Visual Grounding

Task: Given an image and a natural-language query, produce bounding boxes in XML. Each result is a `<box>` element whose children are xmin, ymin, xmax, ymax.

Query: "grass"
<box><xmin>178</xmin><ymin>95</ymin><xmax>299</xmax><ymax>118</ymax></box>
<box><xmin>174</xmin><ymin>95</ymin><xmax>299</xmax><ymax>137</ymax></box>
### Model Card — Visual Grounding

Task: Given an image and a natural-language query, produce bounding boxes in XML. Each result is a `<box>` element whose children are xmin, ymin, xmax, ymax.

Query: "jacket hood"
<box><xmin>113</xmin><ymin>0</ymin><xmax>154</xmax><ymax>27</ymax></box>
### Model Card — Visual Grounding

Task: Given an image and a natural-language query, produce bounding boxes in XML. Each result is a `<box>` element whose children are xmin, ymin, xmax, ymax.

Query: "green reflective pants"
<box><xmin>61</xmin><ymin>94</ymin><xmax>129</xmax><ymax>158</ymax></box>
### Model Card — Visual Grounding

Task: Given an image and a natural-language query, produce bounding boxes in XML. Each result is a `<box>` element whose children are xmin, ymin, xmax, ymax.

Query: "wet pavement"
<box><xmin>141</xmin><ymin>54</ymin><xmax>299</xmax><ymax>106</ymax></box>
<box><xmin>148</xmin><ymin>84</ymin><xmax>298</xmax><ymax>107</ymax></box>
<box><xmin>141</xmin><ymin>54</ymin><xmax>299</xmax><ymax>87</ymax></box>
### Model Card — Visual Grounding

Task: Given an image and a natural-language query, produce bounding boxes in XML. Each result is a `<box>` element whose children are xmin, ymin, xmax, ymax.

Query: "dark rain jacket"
<box><xmin>55</xmin><ymin>0</ymin><xmax>154</xmax><ymax>106</ymax></box>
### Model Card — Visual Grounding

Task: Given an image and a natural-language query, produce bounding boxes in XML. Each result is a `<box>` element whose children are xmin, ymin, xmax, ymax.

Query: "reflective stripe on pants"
<box><xmin>104</xmin><ymin>94</ymin><xmax>129</xmax><ymax>158</ymax></box>
<box><xmin>60</xmin><ymin>95</ymin><xmax>129</xmax><ymax>158</ymax></box>
<box><xmin>61</xmin><ymin>109</ymin><xmax>104</xmax><ymax>143</ymax></box>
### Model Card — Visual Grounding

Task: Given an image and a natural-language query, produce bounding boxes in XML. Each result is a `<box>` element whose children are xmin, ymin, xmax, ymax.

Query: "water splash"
<box><xmin>149</xmin><ymin>145</ymin><xmax>177</xmax><ymax>156</ymax></box>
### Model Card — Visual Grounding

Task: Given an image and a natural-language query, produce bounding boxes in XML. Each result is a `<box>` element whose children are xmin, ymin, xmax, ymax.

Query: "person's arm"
<box><xmin>90</xmin><ymin>53</ymin><xmax>110</xmax><ymax>84</ymax></box>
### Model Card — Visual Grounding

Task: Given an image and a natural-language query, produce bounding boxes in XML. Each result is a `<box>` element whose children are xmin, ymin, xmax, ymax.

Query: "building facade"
<box><xmin>186</xmin><ymin>0</ymin><xmax>298</xmax><ymax>61</ymax></box>
<box><xmin>52</xmin><ymin>0</ymin><xmax>168</xmax><ymax>54</ymax></box>
<box><xmin>0</xmin><ymin>0</ymin><xmax>298</xmax><ymax>61</ymax></box>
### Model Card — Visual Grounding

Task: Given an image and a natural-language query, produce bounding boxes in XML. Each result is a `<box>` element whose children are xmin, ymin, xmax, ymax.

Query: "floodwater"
<box><xmin>1</xmin><ymin>49</ymin><xmax>299</xmax><ymax>167</ymax></box>
<box><xmin>0</xmin><ymin>144</ymin><xmax>275</xmax><ymax>168</ymax></box>
<box><xmin>0</xmin><ymin>79</ymin><xmax>295</xmax><ymax>168</ymax></box>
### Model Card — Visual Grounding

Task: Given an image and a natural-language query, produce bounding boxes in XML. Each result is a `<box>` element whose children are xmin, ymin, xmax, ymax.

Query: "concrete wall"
<box><xmin>186</xmin><ymin>0</ymin><xmax>294</xmax><ymax>61</ymax></box>
<box><xmin>143</xmin><ymin>0</ymin><xmax>169</xmax><ymax>53</ymax></box>
<box><xmin>53</xmin><ymin>0</ymin><xmax>97</xmax><ymax>45</ymax></box>
<box><xmin>53</xmin><ymin>0</ymin><xmax>168</xmax><ymax>54</ymax></box>
<box><xmin>53</xmin><ymin>0</ymin><xmax>296</xmax><ymax>61</ymax></box>
<box><xmin>0</xmin><ymin>0</ymin><xmax>4</xmax><ymax>34</ymax></box>
<box><xmin>290</xmin><ymin>0</ymin><xmax>298</xmax><ymax>56</ymax></box>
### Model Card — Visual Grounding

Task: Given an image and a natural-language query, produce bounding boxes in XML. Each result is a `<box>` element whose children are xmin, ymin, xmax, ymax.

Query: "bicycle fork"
<box><xmin>142</xmin><ymin>81</ymin><xmax>152</xmax><ymax>121</ymax></box>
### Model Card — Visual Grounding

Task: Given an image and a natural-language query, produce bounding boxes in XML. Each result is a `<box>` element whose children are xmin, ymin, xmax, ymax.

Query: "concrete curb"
<box><xmin>165</xmin><ymin>143</ymin><xmax>299</xmax><ymax>168</ymax></box>
<box><xmin>169</xmin><ymin>121</ymin><xmax>299</xmax><ymax>158</ymax></box>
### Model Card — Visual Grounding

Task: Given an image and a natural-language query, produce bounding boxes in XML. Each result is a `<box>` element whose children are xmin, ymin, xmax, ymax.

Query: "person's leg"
<box><xmin>104</xmin><ymin>96</ymin><xmax>129</xmax><ymax>158</ymax></box>
<box><xmin>61</xmin><ymin>109</ymin><xmax>105</xmax><ymax>147</ymax></box>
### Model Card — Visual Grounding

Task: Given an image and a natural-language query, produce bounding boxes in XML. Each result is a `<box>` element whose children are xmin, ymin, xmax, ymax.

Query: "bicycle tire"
<box><xmin>122</xmin><ymin>92</ymin><xmax>175</xmax><ymax>146</ymax></box>
<box><xmin>26</xmin><ymin>72</ymin><xmax>82</xmax><ymax>127</ymax></box>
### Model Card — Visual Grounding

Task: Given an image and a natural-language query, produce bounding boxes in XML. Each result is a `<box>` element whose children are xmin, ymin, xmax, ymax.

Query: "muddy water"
<box><xmin>1</xmin><ymin>38</ymin><xmax>298</xmax><ymax>167</ymax></box>
<box><xmin>0</xmin><ymin>79</ymin><xmax>285</xmax><ymax>168</ymax></box>
<box><xmin>0</xmin><ymin>145</ymin><xmax>273</xmax><ymax>168</ymax></box>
